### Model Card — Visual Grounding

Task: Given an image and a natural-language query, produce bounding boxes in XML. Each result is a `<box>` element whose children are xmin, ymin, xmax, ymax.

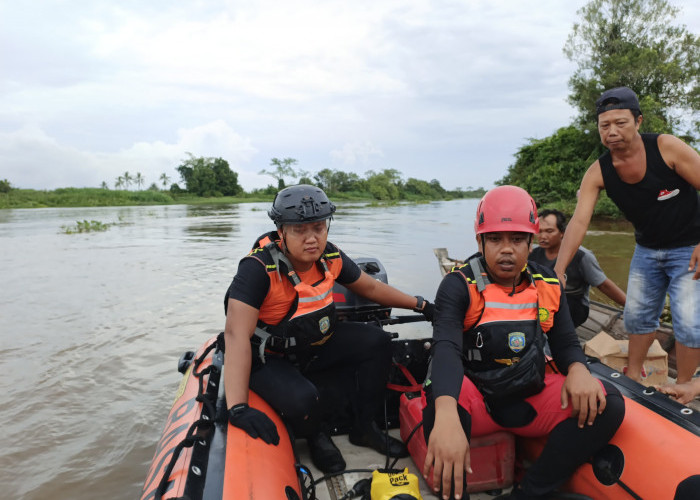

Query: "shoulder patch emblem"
<box><xmin>319</xmin><ymin>316</ymin><xmax>330</xmax><ymax>334</ymax></box>
<box><xmin>538</xmin><ymin>307</ymin><xmax>550</xmax><ymax>322</ymax></box>
<box><xmin>508</xmin><ymin>332</ymin><xmax>526</xmax><ymax>353</ymax></box>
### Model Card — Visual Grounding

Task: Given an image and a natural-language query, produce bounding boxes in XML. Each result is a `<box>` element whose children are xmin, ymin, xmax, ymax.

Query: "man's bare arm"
<box><xmin>657</xmin><ymin>134</ymin><xmax>700</xmax><ymax>189</ymax></box>
<box><xmin>554</xmin><ymin>162</ymin><xmax>604</xmax><ymax>283</ymax></box>
<box><xmin>596</xmin><ymin>278</ymin><xmax>626</xmax><ymax>306</ymax></box>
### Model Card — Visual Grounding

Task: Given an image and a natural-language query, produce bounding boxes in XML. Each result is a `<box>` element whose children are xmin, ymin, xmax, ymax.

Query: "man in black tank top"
<box><xmin>553</xmin><ymin>86</ymin><xmax>700</xmax><ymax>388</ymax></box>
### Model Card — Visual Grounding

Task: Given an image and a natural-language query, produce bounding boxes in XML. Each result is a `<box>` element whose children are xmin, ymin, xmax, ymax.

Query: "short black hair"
<box><xmin>538</xmin><ymin>209</ymin><xmax>566</xmax><ymax>233</ymax></box>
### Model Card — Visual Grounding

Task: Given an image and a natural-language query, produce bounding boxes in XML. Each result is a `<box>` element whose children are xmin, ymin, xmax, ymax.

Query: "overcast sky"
<box><xmin>2</xmin><ymin>1</ymin><xmax>698</xmax><ymax>192</ymax></box>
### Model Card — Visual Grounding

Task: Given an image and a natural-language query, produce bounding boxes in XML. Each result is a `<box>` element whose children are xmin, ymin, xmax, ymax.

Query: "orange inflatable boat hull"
<box><xmin>401</xmin><ymin>359</ymin><xmax>700</xmax><ymax>499</ymax></box>
<box><xmin>517</xmin><ymin>361</ymin><xmax>700</xmax><ymax>499</ymax></box>
<box><xmin>517</xmin><ymin>397</ymin><xmax>700</xmax><ymax>499</ymax></box>
<box><xmin>141</xmin><ymin>337</ymin><xmax>219</xmax><ymax>500</ymax></box>
<box><xmin>223</xmin><ymin>391</ymin><xmax>301</xmax><ymax>499</ymax></box>
<box><xmin>141</xmin><ymin>335</ymin><xmax>302</xmax><ymax>500</ymax></box>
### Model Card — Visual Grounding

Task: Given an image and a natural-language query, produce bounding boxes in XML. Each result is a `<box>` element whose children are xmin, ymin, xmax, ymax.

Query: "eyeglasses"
<box><xmin>285</xmin><ymin>220</ymin><xmax>330</xmax><ymax>238</ymax></box>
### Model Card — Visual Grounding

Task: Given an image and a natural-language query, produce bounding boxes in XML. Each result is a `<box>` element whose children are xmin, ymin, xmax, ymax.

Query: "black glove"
<box><xmin>228</xmin><ymin>403</ymin><xmax>280</xmax><ymax>445</ymax></box>
<box><xmin>421</xmin><ymin>300</ymin><xmax>435</xmax><ymax>322</ymax></box>
<box><xmin>414</xmin><ymin>295</ymin><xmax>435</xmax><ymax>322</ymax></box>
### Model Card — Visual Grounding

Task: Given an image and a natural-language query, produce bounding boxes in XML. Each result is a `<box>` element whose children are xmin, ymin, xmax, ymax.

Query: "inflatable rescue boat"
<box><xmin>142</xmin><ymin>256</ymin><xmax>700</xmax><ymax>500</ymax></box>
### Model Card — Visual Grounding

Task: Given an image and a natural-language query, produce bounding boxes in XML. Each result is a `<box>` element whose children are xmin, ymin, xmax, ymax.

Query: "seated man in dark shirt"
<box><xmin>223</xmin><ymin>184</ymin><xmax>433</xmax><ymax>474</ymax></box>
<box><xmin>422</xmin><ymin>186</ymin><xmax>625</xmax><ymax>500</ymax></box>
<box><xmin>529</xmin><ymin>209</ymin><xmax>626</xmax><ymax>327</ymax></box>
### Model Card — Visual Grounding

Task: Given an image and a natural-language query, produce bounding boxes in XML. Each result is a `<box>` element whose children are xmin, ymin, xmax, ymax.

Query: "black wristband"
<box><xmin>229</xmin><ymin>403</ymin><xmax>249</xmax><ymax>416</ymax></box>
<box><xmin>413</xmin><ymin>295</ymin><xmax>425</xmax><ymax>312</ymax></box>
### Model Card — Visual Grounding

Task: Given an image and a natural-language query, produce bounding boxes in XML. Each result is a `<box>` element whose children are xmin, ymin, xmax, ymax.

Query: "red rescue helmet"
<box><xmin>474</xmin><ymin>185</ymin><xmax>539</xmax><ymax>235</ymax></box>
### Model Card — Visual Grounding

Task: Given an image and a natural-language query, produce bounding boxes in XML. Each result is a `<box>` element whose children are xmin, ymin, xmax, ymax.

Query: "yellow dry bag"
<box><xmin>370</xmin><ymin>468</ymin><xmax>422</xmax><ymax>500</ymax></box>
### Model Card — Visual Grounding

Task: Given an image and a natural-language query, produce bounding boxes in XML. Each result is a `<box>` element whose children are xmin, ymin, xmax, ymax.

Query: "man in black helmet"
<box><xmin>554</xmin><ymin>86</ymin><xmax>700</xmax><ymax>387</ymax></box>
<box><xmin>223</xmin><ymin>184</ymin><xmax>434</xmax><ymax>473</ymax></box>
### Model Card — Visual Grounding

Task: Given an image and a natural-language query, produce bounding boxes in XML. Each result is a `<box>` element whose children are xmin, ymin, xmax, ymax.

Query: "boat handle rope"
<box><xmin>154</xmin><ymin>340</ymin><xmax>221</xmax><ymax>500</ymax></box>
<box><xmin>386</xmin><ymin>363</ymin><xmax>422</xmax><ymax>393</ymax></box>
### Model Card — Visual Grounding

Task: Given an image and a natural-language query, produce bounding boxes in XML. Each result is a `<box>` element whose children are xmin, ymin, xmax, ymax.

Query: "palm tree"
<box><xmin>259</xmin><ymin>157</ymin><xmax>298</xmax><ymax>189</ymax></box>
<box><xmin>159</xmin><ymin>172</ymin><xmax>171</xmax><ymax>190</ymax></box>
<box><xmin>123</xmin><ymin>171</ymin><xmax>133</xmax><ymax>190</ymax></box>
<box><xmin>115</xmin><ymin>176</ymin><xmax>124</xmax><ymax>190</ymax></box>
<box><xmin>135</xmin><ymin>172</ymin><xmax>144</xmax><ymax>190</ymax></box>
<box><xmin>100</xmin><ymin>181</ymin><xmax>109</xmax><ymax>190</ymax></box>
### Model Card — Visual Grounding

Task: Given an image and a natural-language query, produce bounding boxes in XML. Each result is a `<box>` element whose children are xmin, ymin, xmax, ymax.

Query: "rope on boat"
<box><xmin>154</xmin><ymin>335</ymin><xmax>222</xmax><ymax>500</ymax></box>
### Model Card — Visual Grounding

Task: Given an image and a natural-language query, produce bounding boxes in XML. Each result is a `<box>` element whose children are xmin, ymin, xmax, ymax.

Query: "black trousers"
<box><xmin>249</xmin><ymin>321</ymin><xmax>392</xmax><ymax>437</ymax></box>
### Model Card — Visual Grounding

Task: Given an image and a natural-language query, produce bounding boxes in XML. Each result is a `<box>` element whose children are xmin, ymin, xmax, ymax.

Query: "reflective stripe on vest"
<box><xmin>286</xmin><ymin>268</ymin><xmax>335</xmax><ymax>320</ymax></box>
<box><xmin>247</xmin><ymin>233</ymin><xmax>343</xmax><ymax>328</ymax></box>
<box><xmin>483</xmin><ymin>301</ymin><xmax>538</xmax><ymax>309</ymax></box>
<box><xmin>453</xmin><ymin>257</ymin><xmax>560</xmax><ymax>333</ymax></box>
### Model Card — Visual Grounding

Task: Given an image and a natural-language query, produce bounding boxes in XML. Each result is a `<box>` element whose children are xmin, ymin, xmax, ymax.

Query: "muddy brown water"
<box><xmin>0</xmin><ymin>200</ymin><xmax>635</xmax><ymax>499</ymax></box>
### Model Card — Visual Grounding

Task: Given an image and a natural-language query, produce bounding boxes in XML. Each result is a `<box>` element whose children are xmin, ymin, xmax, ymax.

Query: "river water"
<box><xmin>0</xmin><ymin>199</ymin><xmax>634</xmax><ymax>499</ymax></box>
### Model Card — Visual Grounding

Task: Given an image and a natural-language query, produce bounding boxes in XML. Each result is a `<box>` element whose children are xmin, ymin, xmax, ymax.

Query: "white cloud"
<box><xmin>0</xmin><ymin>126</ymin><xmax>97</xmax><ymax>189</ymax></box>
<box><xmin>1</xmin><ymin>0</ymin><xmax>698</xmax><ymax>192</ymax></box>
<box><xmin>330</xmin><ymin>141</ymin><xmax>384</xmax><ymax>166</ymax></box>
<box><xmin>0</xmin><ymin>121</ymin><xmax>258</xmax><ymax>190</ymax></box>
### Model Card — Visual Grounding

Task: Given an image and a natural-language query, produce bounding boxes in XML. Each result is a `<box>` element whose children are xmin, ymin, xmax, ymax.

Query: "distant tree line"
<box><xmin>4</xmin><ymin>156</ymin><xmax>485</xmax><ymax>202</ymax></box>
<box><xmin>498</xmin><ymin>0</ymin><xmax>698</xmax><ymax>215</ymax></box>
<box><xmin>166</xmin><ymin>154</ymin><xmax>485</xmax><ymax>201</ymax></box>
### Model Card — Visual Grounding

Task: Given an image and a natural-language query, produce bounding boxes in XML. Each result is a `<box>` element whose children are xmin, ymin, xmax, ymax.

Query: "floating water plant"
<box><xmin>61</xmin><ymin>220</ymin><xmax>113</xmax><ymax>234</ymax></box>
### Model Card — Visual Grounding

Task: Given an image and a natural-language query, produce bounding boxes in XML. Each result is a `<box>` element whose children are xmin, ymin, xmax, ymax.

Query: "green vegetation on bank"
<box><xmin>0</xmin><ymin>173</ymin><xmax>486</xmax><ymax>210</ymax></box>
<box><xmin>0</xmin><ymin>187</ymin><xmax>174</xmax><ymax>209</ymax></box>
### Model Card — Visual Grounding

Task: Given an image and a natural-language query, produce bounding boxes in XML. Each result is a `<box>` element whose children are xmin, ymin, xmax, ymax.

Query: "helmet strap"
<box><xmin>509</xmin><ymin>276</ymin><xmax>518</xmax><ymax>297</ymax></box>
<box><xmin>277</xmin><ymin>227</ymin><xmax>290</xmax><ymax>256</ymax></box>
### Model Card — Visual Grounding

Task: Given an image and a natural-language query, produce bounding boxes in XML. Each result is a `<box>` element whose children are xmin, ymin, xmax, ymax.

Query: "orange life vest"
<box><xmin>452</xmin><ymin>255</ymin><xmax>562</xmax><ymax>404</ymax></box>
<box><xmin>245</xmin><ymin>232</ymin><xmax>343</xmax><ymax>358</ymax></box>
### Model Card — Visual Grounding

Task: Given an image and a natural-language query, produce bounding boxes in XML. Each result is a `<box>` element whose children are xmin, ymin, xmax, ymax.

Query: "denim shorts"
<box><xmin>624</xmin><ymin>244</ymin><xmax>700</xmax><ymax>347</ymax></box>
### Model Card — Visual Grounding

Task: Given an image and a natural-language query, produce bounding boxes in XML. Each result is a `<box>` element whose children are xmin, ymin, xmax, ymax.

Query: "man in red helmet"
<box><xmin>422</xmin><ymin>186</ymin><xmax>625</xmax><ymax>500</ymax></box>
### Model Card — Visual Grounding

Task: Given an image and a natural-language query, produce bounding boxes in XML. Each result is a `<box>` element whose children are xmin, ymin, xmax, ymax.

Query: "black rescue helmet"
<box><xmin>268</xmin><ymin>184</ymin><xmax>336</xmax><ymax>227</ymax></box>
